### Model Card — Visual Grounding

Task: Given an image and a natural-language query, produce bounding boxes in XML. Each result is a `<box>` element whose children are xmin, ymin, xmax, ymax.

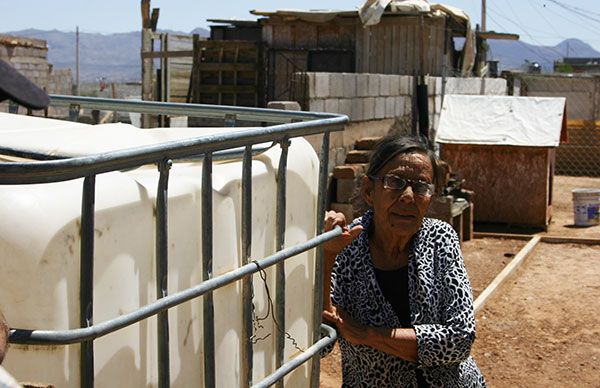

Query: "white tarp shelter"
<box><xmin>436</xmin><ymin>95</ymin><xmax>567</xmax><ymax>146</ymax></box>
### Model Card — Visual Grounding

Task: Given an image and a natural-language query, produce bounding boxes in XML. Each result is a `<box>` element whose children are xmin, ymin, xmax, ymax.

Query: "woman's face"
<box><xmin>363</xmin><ymin>152</ymin><xmax>434</xmax><ymax>239</ymax></box>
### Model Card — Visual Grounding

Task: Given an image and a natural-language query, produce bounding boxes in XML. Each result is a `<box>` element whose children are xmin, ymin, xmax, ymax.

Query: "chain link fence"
<box><xmin>512</xmin><ymin>73</ymin><xmax>600</xmax><ymax>177</ymax></box>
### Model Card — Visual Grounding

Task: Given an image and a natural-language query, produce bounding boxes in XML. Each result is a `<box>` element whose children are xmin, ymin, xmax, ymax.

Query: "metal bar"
<box><xmin>252</xmin><ymin>324</ymin><xmax>338</xmax><ymax>388</ymax></box>
<box><xmin>9</xmin><ymin>226</ymin><xmax>343</xmax><ymax>345</ymax></box>
<box><xmin>274</xmin><ymin>138</ymin><xmax>289</xmax><ymax>388</ymax></box>
<box><xmin>0</xmin><ymin>144</ymin><xmax>273</xmax><ymax>164</ymax></box>
<box><xmin>48</xmin><ymin>95</ymin><xmax>345</xmax><ymax>124</ymax></box>
<box><xmin>141</xmin><ymin>50</ymin><xmax>194</xmax><ymax>59</ymax></box>
<box><xmin>310</xmin><ymin>132</ymin><xmax>331</xmax><ymax>388</ymax></box>
<box><xmin>202</xmin><ymin>152</ymin><xmax>216</xmax><ymax>388</ymax></box>
<box><xmin>80</xmin><ymin>175</ymin><xmax>96</xmax><ymax>388</ymax></box>
<box><xmin>156</xmin><ymin>159</ymin><xmax>172</xmax><ymax>388</ymax></box>
<box><xmin>0</xmin><ymin>118</ymin><xmax>346</xmax><ymax>185</ymax></box>
<box><xmin>241</xmin><ymin>145</ymin><xmax>254</xmax><ymax>387</ymax></box>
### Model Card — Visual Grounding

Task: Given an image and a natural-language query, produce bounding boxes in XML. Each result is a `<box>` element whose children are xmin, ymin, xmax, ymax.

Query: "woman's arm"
<box><xmin>413</xmin><ymin>223</ymin><xmax>477</xmax><ymax>367</ymax></box>
<box><xmin>332</xmin><ymin>308</ymin><xmax>418</xmax><ymax>362</ymax></box>
<box><xmin>322</xmin><ymin>211</ymin><xmax>363</xmax><ymax>314</ymax></box>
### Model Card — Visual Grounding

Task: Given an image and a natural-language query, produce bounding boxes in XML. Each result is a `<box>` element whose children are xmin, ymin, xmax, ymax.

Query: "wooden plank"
<box><xmin>473</xmin><ymin>232</ymin><xmax>534</xmax><ymax>241</ymax></box>
<box><xmin>197</xmin><ymin>40</ymin><xmax>259</xmax><ymax>49</ymax></box>
<box><xmin>391</xmin><ymin>25</ymin><xmax>399</xmax><ymax>73</ymax></box>
<box><xmin>406</xmin><ymin>24</ymin><xmax>415</xmax><ymax>74</ymax></box>
<box><xmin>195</xmin><ymin>63</ymin><xmax>257</xmax><ymax>71</ymax></box>
<box><xmin>398</xmin><ymin>24</ymin><xmax>407</xmax><ymax>74</ymax></box>
<box><xmin>473</xmin><ymin>236</ymin><xmax>541</xmax><ymax>314</ymax></box>
<box><xmin>301</xmin><ymin>22</ymin><xmax>319</xmax><ymax>49</ymax></box>
<box><xmin>540</xmin><ymin>236</ymin><xmax>600</xmax><ymax>245</ymax></box>
<box><xmin>384</xmin><ymin>25</ymin><xmax>393</xmax><ymax>73</ymax></box>
<box><xmin>141</xmin><ymin>50</ymin><xmax>193</xmax><ymax>59</ymax></box>
<box><xmin>197</xmin><ymin>85</ymin><xmax>256</xmax><ymax>93</ymax></box>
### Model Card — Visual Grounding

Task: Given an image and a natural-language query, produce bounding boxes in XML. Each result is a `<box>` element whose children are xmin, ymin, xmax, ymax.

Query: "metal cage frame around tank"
<box><xmin>0</xmin><ymin>95</ymin><xmax>348</xmax><ymax>388</ymax></box>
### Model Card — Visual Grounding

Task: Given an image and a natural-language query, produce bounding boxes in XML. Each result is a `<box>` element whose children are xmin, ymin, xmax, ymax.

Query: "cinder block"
<box><xmin>351</xmin><ymin>98</ymin><xmax>364</xmax><ymax>122</ymax></box>
<box><xmin>363</xmin><ymin>97</ymin><xmax>375</xmax><ymax>120</ymax></box>
<box><xmin>357</xmin><ymin>74</ymin><xmax>369</xmax><ymax>97</ymax></box>
<box><xmin>374</xmin><ymin>97</ymin><xmax>386</xmax><ymax>119</ymax></box>
<box><xmin>368</xmin><ymin>74</ymin><xmax>380</xmax><ymax>97</ymax></box>
<box><xmin>267</xmin><ymin>101</ymin><xmax>301</xmax><ymax>111</ymax></box>
<box><xmin>309</xmin><ymin>99</ymin><xmax>324</xmax><ymax>112</ymax></box>
<box><xmin>434</xmin><ymin>96</ymin><xmax>442</xmax><ymax>113</ymax></box>
<box><xmin>330</xmin><ymin>202</ymin><xmax>355</xmax><ymax>224</ymax></box>
<box><xmin>338</xmin><ymin>98</ymin><xmax>352</xmax><ymax>117</ymax></box>
<box><xmin>324</xmin><ymin>98</ymin><xmax>339</xmax><ymax>113</ymax></box>
<box><xmin>379</xmin><ymin>75</ymin><xmax>391</xmax><ymax>96</ymax></box>
<box><xmin>336</xmin><ymin>178</ymin><xmax>360</xmax><ymax>203</ymax></box>
<box><xmin>389</xmin><ymin>75</ymin><xmax>400</xmax><ymax>96</ymax></box>
<box><xmin>427</xmin><ymin>76</ymin><xmax>436</xmax><ymax>95</ymax></box>
<box><xmin>395</xmin><ymin>96</ymin><xmax>406</xmax><ymax>117</ymax></box>
<box><xmin>385</xmin><ymin>96</ymin><xmax>395</xmax><ymax>117</ymax></box>
<box><xmin>314</xmin><ymin>73</ymin><xmax>330</xmax><ymax>98</ymax></box>
<box><xmin>343</xmin><ymin>73</ymin><xmax>357</xmax><ymax>98</ymax></box>
<box><xmin>330</xmin><ymin>73</ymin><xmax>344</xmax><ymax>98</ymax></box>
<box><xmin>400</xmin><ymin>76</ymin><xmax>413</xmax><ymax>95</ymax></box>
<box><xmin>307</xmin><ymin>73</ymin><xmax>317</xmax><ymax>98</ymax></box>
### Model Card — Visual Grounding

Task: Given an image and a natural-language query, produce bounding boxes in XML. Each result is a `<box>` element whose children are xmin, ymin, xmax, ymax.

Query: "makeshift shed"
<box><xmin>436</xmin><ymin>95</ymin><xmax>567</xmax><ymax>228</ymax></box>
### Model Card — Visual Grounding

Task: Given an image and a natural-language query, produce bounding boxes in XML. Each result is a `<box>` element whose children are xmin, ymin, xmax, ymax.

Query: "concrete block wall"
<box><xmin>0</xmin><ymin>35</ymin><xmax>72</xmax><ymax>115</ymax></box>
<box><xmin>304</xmin><ymin>72</ymin><xmax>506</xmax><ymax>128</ymax></box>
<box><xmin>301</xmin><ymin>72</ymin><xmax>507</xmax><ymax>172</ymax></box>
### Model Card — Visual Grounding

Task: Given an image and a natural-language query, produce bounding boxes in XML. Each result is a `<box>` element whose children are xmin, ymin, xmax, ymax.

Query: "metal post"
<box><xmin>202</xmin><ymin>152</ymin><xmax>216</xmax><ymax>387</ymax></box>
<box><xmin>76</xmin><ymin>26</ymin><xmax>80</xmax><ymax>96</ymax></box>
<box><xmin>156</xmin><ymin>159</ymin><xmax>172</xmax><ymax>388</ymax></box>
<box><xmin>69</xmin><ymin>104</ymin><xmax>80</xmax><ymax>122</ymax></box>
<box><xmin>275</xmin><ymin>138</ymin><xmax>289</xmax><ymax>388</ymax></box>
<box><xmin>310</xmin><ymin>132</ymin><xmax>330</xmax><ymax>388</ymax></box>
<box><xmin>241</xmin><ymin>145</ymin><xmax>254</xmax><ymax>386</ymax></box>
<box><xmin>80</xmin><ymin>175</ymin><xmax>96</xmax><ymax>388</ymax></box>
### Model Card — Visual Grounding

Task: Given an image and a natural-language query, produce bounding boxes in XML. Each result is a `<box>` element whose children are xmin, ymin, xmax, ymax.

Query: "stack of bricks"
<box><xmin>330</xmin><ymin>136</ymin><xmax>381</xmax><ymax>223</ymax></box>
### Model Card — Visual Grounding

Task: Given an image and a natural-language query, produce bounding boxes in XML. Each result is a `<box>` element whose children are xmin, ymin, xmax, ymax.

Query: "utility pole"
<box><xmin>481</xmin><ymin>0</ymin><xmax>487</xmax><ymax>32</ymax></box>
<box><xmin>76</xmin><ymin>26</ymin><xmax>80</xmax><ymax>95</ymax></box>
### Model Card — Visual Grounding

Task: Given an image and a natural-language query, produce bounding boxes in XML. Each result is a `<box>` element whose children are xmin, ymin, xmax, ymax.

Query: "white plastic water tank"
<box><xmin>0</xmin><ymin>113</ymin><xmax>320</xmax><ymax>387</ymax></box>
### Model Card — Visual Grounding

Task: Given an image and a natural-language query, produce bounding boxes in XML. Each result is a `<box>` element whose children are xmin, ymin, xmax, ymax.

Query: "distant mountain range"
<box><xmin>4</xmin><ymin>29</ymin><xmax>600</xmax><ymax>81</ymax></box>
<box><xmin>488</xmin><ymin>38</ymin><xmax>600</xmax><ymax>72</ymax></box>
<box><xmin>4</xmin><ymin>28</ymin><xmax>210</xmax><ymax>82</ymax></box>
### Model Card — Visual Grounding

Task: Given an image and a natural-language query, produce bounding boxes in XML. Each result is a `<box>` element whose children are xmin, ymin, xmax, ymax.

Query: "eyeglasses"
<box><xmin>369</xmin><ymin>174</ymin><xmax>435</xmax><ymax>197</ymax></box>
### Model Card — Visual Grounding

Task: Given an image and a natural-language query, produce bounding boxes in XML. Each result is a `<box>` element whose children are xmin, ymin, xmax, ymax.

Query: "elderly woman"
<box><xmin>323</xmin><ymin>135</ymin><xmax>486</xmax><ymax>387</ymax></box>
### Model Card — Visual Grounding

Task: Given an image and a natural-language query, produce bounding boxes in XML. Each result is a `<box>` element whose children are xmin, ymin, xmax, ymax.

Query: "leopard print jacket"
<box><xmin>329</xmin><ymin>210</ymin><xmax>486</xmax><ymax>387</ymax></box>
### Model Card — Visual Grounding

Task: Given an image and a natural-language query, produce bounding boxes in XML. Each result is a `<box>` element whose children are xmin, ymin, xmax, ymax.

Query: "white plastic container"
<box><xmin>572</xmin><ymin>188</ymin><xmax>600</xmax><ymax>226</ymax></box>
<box><xmin>0</xmin><ymin>115</ymin><xmax>320</xmax><ymax>387</ymax></box>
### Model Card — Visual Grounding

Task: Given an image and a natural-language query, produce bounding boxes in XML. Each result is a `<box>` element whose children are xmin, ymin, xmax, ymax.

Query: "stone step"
<box><xmin>345</xmin><ymin>150</ymin><xmax>371</xmax><ymax>164</ymax></box>
<box><xmin>354</xmin><ymin>136</ymin><xmax>383</xmax><ymax>150</ymax></box>
<box><xmin>332</xmin><ymin>163</ymin><xmax>368</xmax><ymax>179</ymax></box>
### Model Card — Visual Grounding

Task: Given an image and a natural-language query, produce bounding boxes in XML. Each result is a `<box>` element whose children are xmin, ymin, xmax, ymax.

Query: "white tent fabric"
<box><xmin>359</xmin><ymin>0</ymin><xmax>431</xmax><ymax>26</ymax></box>
<box><xmin>436</xmin><ymin>95</ymin><xmax>566</xmax><ymax>147</ymax></box>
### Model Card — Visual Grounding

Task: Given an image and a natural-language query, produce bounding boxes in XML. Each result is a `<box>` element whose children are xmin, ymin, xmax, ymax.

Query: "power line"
<box><xmin>547</xmin><ymin>0</ymin><xmax>600</xmax><ymax>26</ymax></box>
<box><xmin>525</xmin><ymin>0</ymin><xmax>582</xmax><ymax>56</ymax></box>
<box><xmin>488</xmin><ymin>4</ymin><xmax>566</xmax><ymax>59</ymax></box>
<box><xmin>485</xmin><ymin>11</ymin><xmax>556</xmax><ymax>65</ymax></box>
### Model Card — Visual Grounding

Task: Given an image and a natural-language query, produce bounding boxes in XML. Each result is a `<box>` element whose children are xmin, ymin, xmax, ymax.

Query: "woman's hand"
<box><xmin>323</xmin><ymin>307</ymin><xmax>367</xmax><ymax>346</ymax></box>
<box><xmin>323</xmin><ymin>211</ymin><xmax>363</xmax><ymax>255</ymax></box>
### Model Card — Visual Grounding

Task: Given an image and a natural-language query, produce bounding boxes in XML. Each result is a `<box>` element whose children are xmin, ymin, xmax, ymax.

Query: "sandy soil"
<box><xmin>320</xmin><ymin>175</ymin><xmax>600</xmax><ymax>386</ymax></box>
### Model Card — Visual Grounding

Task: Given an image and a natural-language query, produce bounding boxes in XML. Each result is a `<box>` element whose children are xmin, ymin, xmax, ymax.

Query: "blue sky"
<box><xmin>3</xmin><ymin>0</ymin><xmax>600</xmax><ymax>51</ymax></box>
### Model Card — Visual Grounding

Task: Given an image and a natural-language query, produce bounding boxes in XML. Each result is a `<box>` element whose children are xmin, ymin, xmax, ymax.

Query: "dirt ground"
<box><xmin>320</xmin><ymin>175</ymin><xmax>600</xmax><ymax>387</ymax></box>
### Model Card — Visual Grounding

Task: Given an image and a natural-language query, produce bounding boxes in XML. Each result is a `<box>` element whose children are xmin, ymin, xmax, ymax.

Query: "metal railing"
<box><xmin>2</xmin><ymin>96</ymin><xmax>348</xmax><ymax>387</ymax></box>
